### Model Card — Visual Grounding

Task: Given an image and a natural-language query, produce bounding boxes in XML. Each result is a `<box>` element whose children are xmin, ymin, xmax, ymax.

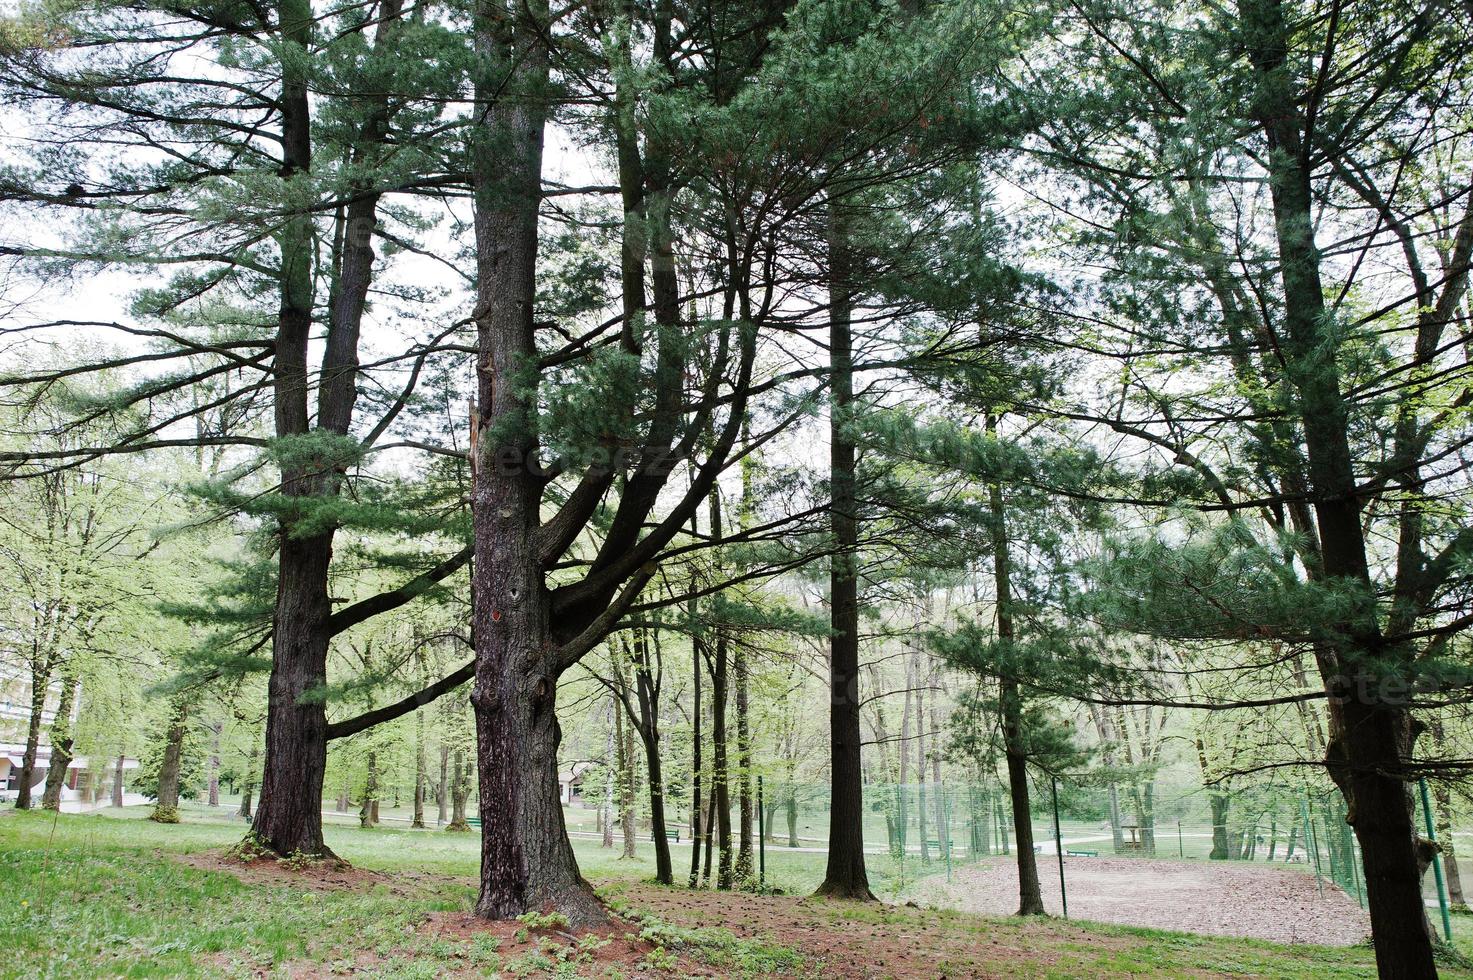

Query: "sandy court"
<box><xmin>909</xmin><ymin>855</ymin><xmax>1372</xmax><ymax>946</ymax></box>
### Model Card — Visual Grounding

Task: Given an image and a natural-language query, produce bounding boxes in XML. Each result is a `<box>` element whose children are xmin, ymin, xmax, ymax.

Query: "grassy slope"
<box><xmin>0</xmin><ymin>805</ymin><xmax>1465</xmax><ymax>978</ymax></box>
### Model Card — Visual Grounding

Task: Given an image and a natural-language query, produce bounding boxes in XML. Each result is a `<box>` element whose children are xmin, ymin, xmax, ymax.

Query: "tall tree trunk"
<box><xmin>447</xmin><ymin>749</ymin><xmax>471</xmax><ymax>832</ymax></box>
<box><xmin>707</xmin><ymin>492</ymin><xmax>734</xmax><ymax>890</ymax></box>
<box><xmin>615</xmin><ymin>691</ymin><xmax>637</xmax><ymax>858</ymax></box>
<box><xmin>990</xmin><ymin>473</ymin><xmax>1044</xmax><ymax>914</ymax></box>
<box><xmin>40</xmin><ymin>672</ymin><xmax>81</xmax><ymax>811</ymax></box>
<box><xmin>412</xmin><ymin>710</ymin><xmax>427</xmax><ymax>829</ymax></box>
<box><xmin>603</xmin><ymin>702</ymin><xmax>617</xmax><ymax>849</ymax></box>
<box><xmin>688</xmin><ymin>630</ymin><xmax>704</xmax><ymax>887</ymax></box>
<box><xmin>815</xmin><ymin>207</ymin><xmax>872</xmax><ymax>900</ymax></box>
<box><xmin>112</xmin><ymin>753</ymin><xmax>125</xmax><ymax>807</ymax></box>
<box><xmin>735</xmin><ymin>638</ymin><xmax>753</xmax><ymax>884</ymax></box>
<box><xmin>437</xmin><ymin>744</ymin><xmax>449</xmax><ymax>826</ymax></box>
<box><xmin>249</xmin><ymin>0</ymin><xmax>332</xmax><ymax>860</ymax></box>
<box><xmin>14</xmin><ymin>654</ymin><xmax>54</xmax><ymax>810</ymax></box>
<box><xmin>631</xmin><ymin>630</ymin><xmax>672</xmax><ymax>883</ymax></box>
<box><xmin>151</xmin><ymin>698</ymin><xmax>190</xmax><ymax>824</ymax></box>
<box><xmin>466</xmin><ymin>0</ymin><xmax>604</xmax><ymax>927</ymax></box>
<box><xmin>1433</xmin><ymin>780</ymin><xmax>1467</xmax><ymax>910</ymax></box>
<box><xmin>1241</xmin><ymin>2</ymin><xmax>1436</xmax><ymax>970</ymax></box>
<box><xmin>207</xmin><ymin>721</ymin><xmax>221</xmax><ymax>808</ymax></box>
<box><xmin>238</xmin><ymin>740</ymin><xmax>258</xmax><ymax>820</ymax></box>
<box><xmin>359</xmin><ymin>751</ymin><xmax>378</xmax><ymax>828</ymax></box>
<box><xmin>916</xmin><ymin>654</ymin><xmax>930</xmax><ymax>864</ymax></box>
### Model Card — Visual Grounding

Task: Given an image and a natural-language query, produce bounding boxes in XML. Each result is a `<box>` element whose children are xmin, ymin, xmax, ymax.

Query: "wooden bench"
<box><xmin>1065</xmin><ymin>849</ymin><xmax>1098</xmax><ymax>857</ymax></box>
<box><xmin>654</xmin><ymin>829</ymin><xmax>679</xmax><ymax>842</ymax></box>
<box><xmin>467</xmin><ymin>816</ymin><xmax>482</xmax><ymax>828</ymax></box>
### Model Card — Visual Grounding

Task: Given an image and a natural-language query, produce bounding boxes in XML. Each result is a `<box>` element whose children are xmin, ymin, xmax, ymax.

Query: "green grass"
<box><xmin>1</xmin><ymin>805</ymin><xmax>1469</xmax><ymax>978</ymax></box>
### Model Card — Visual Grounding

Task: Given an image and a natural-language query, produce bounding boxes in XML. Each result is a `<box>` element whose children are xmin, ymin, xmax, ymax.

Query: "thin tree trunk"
<box><xmin>437</xmin><ymin>744</ymin><xmax>449</xmax><ymax>826</ymax></box>
<box><xmin>688</xmin><ymin>630</ymin><xmax>704</xmax><ymax>887</ymax></box>
<box><xmin>112</xmin><ymin>753</ymin><xmax>125</xmax><ymax>807</ymax></box>
<box><xmin>603</xmin><ymin>702</ymin><xmax>616</xmax><ymax>849</ymax></box>
<box><xmin>709</xmin><ymin>494</ymin><xmax>734</xmax><ymax>890</ymax></box>
<box><xmin>238</xmin><ymin>741</ymin><xmax>257</xmax><ymax>820</ymax></box>
<box><xmin>447</xmin><ymin>749</ymin><xmax>471</xmax><ymax>832</ymax></box>
<box><xmin>207</xmin><ymin>721</ymin><xmax>221</xmax><ymax>808</ymax></box>
<box><xmin>632</xmin><ymin>629</ymin><xmax>672</xmax><ymax>883</ymax></box>
<box><xmin>615</xmin><ymin>691</ymin><xmax>637</xmax><ymax>858</ymax></box>
<box><xmin>359</xmin><ymin>751</ymin><xmax>378</xmax><ymax>828</ymax></box>
<box><xmin>151</xmin><ymin>698</ymin><xmax>190</xmax><ymax>823</ymax></box>
<box><xmin>990</xmin><ymin>472</ymin><xmax>1044</xmax><ymax>914</ymax></box>
<box><xmin>735</xmin><ymin>637</ymin><xmax>753</xmax><ymax>884</ymax></box>
<box><xmin>412</xmin><ymin>710</ymin><xmax>426</xmax><ymax>829</ymax></box>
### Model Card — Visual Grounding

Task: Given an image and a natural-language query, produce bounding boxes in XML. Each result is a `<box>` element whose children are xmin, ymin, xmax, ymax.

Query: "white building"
<box><xmin>0</xmin><ymin>742</ymin><xmax>144</xmax><ymax>810</ymax></box>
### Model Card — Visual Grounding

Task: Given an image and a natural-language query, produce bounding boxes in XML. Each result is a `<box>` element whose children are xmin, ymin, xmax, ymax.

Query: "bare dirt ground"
<box><xmin>908</xmin><ymin>855</ymin><xmax>1371</xmax><ymax>946</ymax></box>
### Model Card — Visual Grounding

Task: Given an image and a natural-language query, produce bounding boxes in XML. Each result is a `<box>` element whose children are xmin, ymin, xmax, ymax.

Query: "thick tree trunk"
<box><xmin>151</xmin><ymin>698</ymin><xmax>190</xmax><ymax>823</ymax></box>
<box><xmin>1209</xmin><ymin>793</ymin><xmax>1232</xmax><ymax>860</ymax></box>
<box><xmin>466</xmin><ymin>0</ymin><xmax>604</xmax><ymax>926</ymax></box>
<box><xmin>816</xmin><ymin>208</ymin><xmax>872</xmax><ymax>900</ymax></box>
<box><xmin>251</xmin><ymin>534</ymin><xmax>335</xmax><ymax>855</ymax></box>
<box><xmin>1240</xmin><ymin>2</ymin><xmax>1438</xmax><ymax>970</ymax></box>
<box><xmin>40</xmin><ymin>672</ymin><xmax>80</xmax><ymax>811</ymax></box>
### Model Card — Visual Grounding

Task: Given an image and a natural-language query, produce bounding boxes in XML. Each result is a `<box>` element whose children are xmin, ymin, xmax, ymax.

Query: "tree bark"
<box><xmin>412</xmin><ymin>710</ymin><xmax>427</xmax><ymax>829</ymax></box>
<box><xmin>437</xmin><ymin>744</ymin><xmax>449</xmax><ymax>826</ymax></box>
<box><xmin>614</xmin><ymin>689</ymin><xmax>637</xmax><ymax>858</ymax></box>
<box><xmin>447</xmin><ymin>749</ymin><xmax>471</xmax><ymax>831</ymax></box>
<box><xmin>359</xmin><ymin>751</ymin><xmax>378</xmax><ymax>829</ymax></box>
<box><xmin>631</xmin><ymin>630</ymin><xmax>672</xmax><ymax>884</ymax></box>
<box><xmin>14</xmin><ymin>654</ymin><xmax>55</xmax><ymax>810</ymax></box>
<box><xmin>689</xmin><ymin>628</ymin><xmax>704</xmax><ymax>887</ymax></box>
<box><xmin>735</xmin><ymin>637</ymin><xmax>753</xmax><ymax>884</ymax></box>
<box><xmin>151</xmin><ymin>698</ymin><xmax>190</xmax><ymax>823</ymax></box>
<box><xmin>238</xmin><ymin>740</ymin><xmax>257</xmax><ymax>820</ymax></box>
<box><xmin>40</xmin><ymin>672</ymin><xmax>81</xmax><ymax>811</ymax></box>
<box><xmin>207</xmin><ymin>721</ymin><xmax>221</xmax><ymax>808</ymax></box>
<box><xmin>112</xmin><ymin>753</ymin><xmax>125</xmax><ymax>807</ymax></box>
<box><xmin>1240</xmin><ymin>1</ymin><xmax>1437</xmax><ymax>970</ymax></box>
<box><xmin>990</xmin><ymin>472</ymin><xmax>1044</xmax><ymax>914</ymax></box>
<box><xmin>816</xmin><ymin>207</ymin><xmax>872</xmax><ymax>900</ymax></box>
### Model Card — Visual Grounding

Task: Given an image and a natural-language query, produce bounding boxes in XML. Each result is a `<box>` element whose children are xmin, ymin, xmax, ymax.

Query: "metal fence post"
<box><xmin>757</xmin><ymin>775</ymin><xmax>765</xmax><ymax>889</ymax></box>
<box><xmin>1051</xmin><ymin>776</ymin><xmax>1067</xmax><ymax>919</ymax></box>
<box><xmin>1419</xmin><ymin>778</ymin><xmax>1453</xmax><ymax>942</ymax></box>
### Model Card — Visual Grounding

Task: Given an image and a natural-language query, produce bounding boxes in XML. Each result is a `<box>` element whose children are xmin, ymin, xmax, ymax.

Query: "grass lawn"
<box><xmin>0</xmin><ymin>804</ymin><xmax>1468</xmax><ymax>978</ymax></box>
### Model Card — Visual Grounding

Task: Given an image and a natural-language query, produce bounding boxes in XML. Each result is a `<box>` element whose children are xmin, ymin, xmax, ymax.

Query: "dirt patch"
<box><xmin>613</xmin><ymin>882</ymin><xmax>1133</xmax><ymax>978</ymax></box>
<box><xmin>173</xmin><ymin>849</ymin><xmax>391</xmax><ymax>892</ymax></box>
<box><xmin>909</xmin><ymin>856</ymin><xmax>1370</xmax><ymax>946</ymax></box>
